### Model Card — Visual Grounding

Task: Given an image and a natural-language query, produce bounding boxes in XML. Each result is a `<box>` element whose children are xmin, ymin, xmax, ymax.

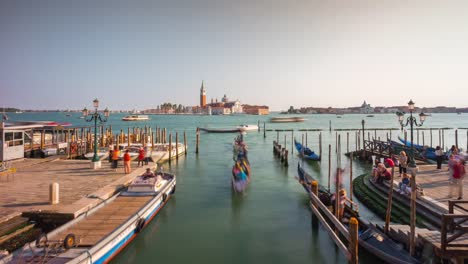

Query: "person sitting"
<box><xmin>141</xmin><ymin>168</ymin><xmax>155</xmax><ymax>179</ymax></box>
<box><xmin>398</xmin><ymin>173</ymin><xmax>411</xmax><ymax>194</ymax></box>
<box><xmin>376</xmin><ymin>163</ymin><xmax>391</xmax><ymax>184</ymax></box>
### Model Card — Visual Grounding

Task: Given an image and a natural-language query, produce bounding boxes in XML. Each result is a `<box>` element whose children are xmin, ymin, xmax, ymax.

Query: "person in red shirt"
<box><xmin>123</xmin><ymin>150</ymin><xmax>131</xmax><ymax>174</ymax></box>
<box><xmin>137</xmin><ymin>147</ymin><xmax>145</xmax><ymax>167</ymax></box>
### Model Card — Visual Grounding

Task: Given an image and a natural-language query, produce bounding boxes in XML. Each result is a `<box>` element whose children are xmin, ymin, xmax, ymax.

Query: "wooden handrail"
<box><xmin>441</xmin><ymin>214</ymin><xmax>468</xmax><ymax>252</ymax></box>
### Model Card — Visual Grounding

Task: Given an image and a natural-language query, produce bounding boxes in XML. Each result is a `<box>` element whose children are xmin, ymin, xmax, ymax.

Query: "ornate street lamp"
<box><xmin>396</xmin><ymin>99</ymin><xmax>427</xmax><ymax>256</ymax></box>
<box><xmin>83</xmin><ymin>99</ymin><xmax>109</xmax><ymax>168</ymax></box>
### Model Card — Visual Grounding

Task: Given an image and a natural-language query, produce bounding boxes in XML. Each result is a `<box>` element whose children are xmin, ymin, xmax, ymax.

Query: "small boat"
<box><xmin>294</xmin><ymin>139</ymin><xmax>320</xmax><ymax>161</ymax></box>
<box><xmin>366</xmin><ymin>114</ymin><xmax>375</xmax><ymax>117</ymax></box>
<box><xmin>270</xmin><ymin>116</ymin><xmax>305</xmax><ymax>123</ymax></box>
<box><xmin>122</xmin><ymin>115</ymin><xmax>150</xmax><ymax>121</ymax></box>
<box><xmin>297</xmin><ymin>163</ymin><xmax>420</xmax><ymax>264</ymax></box>
<box><xmin>6</xmin><ymin>170</ymin><xmax>176</xmax><ymax>263</ymax></box>
<box><xmin>232</xmin><ymin>135</ymin><xmax>251</xmax><ymax>193</ymax></box>
<box><xmin>237</xmin><ymin>124</ymin><xmax>259</xmax><ymax>131</ymax></box>
<box><xmin>199</xmin><ymin>127</ymin><xmax>240</xmax><ymax>133</ymax></box>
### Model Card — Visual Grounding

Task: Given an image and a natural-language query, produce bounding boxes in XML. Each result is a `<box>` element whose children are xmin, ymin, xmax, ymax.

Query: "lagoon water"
<box><xmin>7</xmin><ymin>112</ymin><xmax>468</xmax><ymax>263</ymax></box>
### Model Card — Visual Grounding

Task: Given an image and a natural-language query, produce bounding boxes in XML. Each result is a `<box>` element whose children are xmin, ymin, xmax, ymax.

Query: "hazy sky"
<box><xmin>1</xmin><ymin>0</ymin><xmax>468</xmax><ymax>111</ymax></box>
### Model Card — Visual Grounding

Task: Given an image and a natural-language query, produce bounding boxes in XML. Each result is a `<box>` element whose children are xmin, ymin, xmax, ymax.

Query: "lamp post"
<box><xmin>83</xmin><ymin>99</ymin><xmax>109</xmax><ymax>169</ymax></box>
<box><xmin>396</xmin><ymin>99</ymin><xmax>427</xmax><ymax>256</ymax></box>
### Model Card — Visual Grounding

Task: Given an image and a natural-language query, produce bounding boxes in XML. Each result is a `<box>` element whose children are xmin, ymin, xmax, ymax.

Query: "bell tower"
<box><xmin>200</xmin><ymin>81</ymin><xmax>206</xmax><ymax>107</ymax></box>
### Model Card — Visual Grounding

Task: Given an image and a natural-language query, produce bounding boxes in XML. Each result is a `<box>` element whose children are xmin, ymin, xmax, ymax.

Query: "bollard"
<box><xmin>49</xmin><ymin>183</ymin><xmax>59</xmax><ymax>204</ymax></box>
<box><xmin>349</xmin><ymin>217</ymin><xmax>359</xmax><ymax>264</ymax></box>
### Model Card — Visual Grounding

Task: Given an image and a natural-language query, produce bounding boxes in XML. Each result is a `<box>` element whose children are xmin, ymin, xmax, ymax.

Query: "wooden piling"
<box><xmin>347</xmin><ymin>132</ymin><xmax>349</xmax><ymax>153</ymax></box>
<box><xmin>277</xmin><ymin>131</ymin><xmax>279</xmax><ymax>143</ymax></box>
<box><xmin>196</xmin><ymin>128</ymin><xmax>200</xmax><ymax>154</ymax></box>
<box><xmin>169</xmin><ymin>133</ymin><xmax>172</xmax><ymax>164</ymax></box>
<box><xmin>384</xmin><ymin>166</ymin><xmax>395</xmax><ymax>235</ymax></box>
<box><xmin>438</xmin><ymin>129</ymin><xmax>441</xmax><ymax>148</ymax></box>
<box><xmin>328</xmin><ymin>144</ymin><xmax>331</xmax><ymax>191</ymax></box>
<box><xmin>175</xmin><ymin>132</ymin><xmax>179</xmax><ymax>160</ymax></box>
<box><xmin>40</xmin><ymin>129</ymin><xmax>45</xmax><ymax>149</ymax></box>
<box><xmin>442</xmin><ymin>129</ymin><xmax>445</xmax><ymax>149</ymax></box>
<box><xmin>404</xmin><ymin>131</ymin><xmax>407</xmax><ymax>144</ymax></box>
<box><xmin>151</xmin><ymin>132</ymin><xmax>155</xmax><ymax>149</ymax></box>
<box><xmin>422</xmin><ymin>131</ymin><xmax>425</xmax><ymax>146</ymax></box>
<box><xmin>184</xmin><ymin>131</ymin><xmax>187</xmax><ymax>155</ymax></box>
<box><xmin>306</xmin><ymin>132</ymin><xmax>308</xmax><ymax>148</ymax></box>
<box><xmin>258</xmin><ymin>120</ymin><xmax>260</xmax><ymax>132</ymax></box>
<box><xmin>329</xmin><ymin>120</ymin><xmax>331</xmax><ymax>132</ymax></box>
<box><xmin>455</xmin><ymin>129</ymin><xmax>458</xmax><ymax>149</ymax></box>
<box><xmin>291</xmin><ymin>131</ymin><xmax>294</xmax><ymax>154</ymax></box>
<box><xmin>335</xmin><ymin>132</ymin><xmax>338</xmax><ymax>153</ymax></box>
<box><xmin>349</xmin><ymin>217</ymin><xmax>359</xmax><ymax>264</ymax></box>
<box><xmin>319</xmin><ymin>133</ymin><xmax>322</xmax><ymax>159</ymax></box>
<box><xmin>263</xmin><ymin>122</ymin><xmax>266</xmax><ymax>138</ymax></box>
<box><xmin>374</xmin><ymin>129</ymin><xmax>377</xmax><ymax>141</ymax></box>
<box><xmin>349</xmin><ymin>152</ymin><xmax>353</xmax><ymax>202</ymax></box>
<box><xmin>284</xmin><ymin>150</ymin><xmax>289</xmax><ymax>167</ymax></box>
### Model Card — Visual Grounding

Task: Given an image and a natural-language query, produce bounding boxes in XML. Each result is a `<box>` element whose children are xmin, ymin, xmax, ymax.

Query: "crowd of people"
<box><xmin>108</xmin><ymin>146</ymin><xmax>153</xmax><ymax>174</ymax></box>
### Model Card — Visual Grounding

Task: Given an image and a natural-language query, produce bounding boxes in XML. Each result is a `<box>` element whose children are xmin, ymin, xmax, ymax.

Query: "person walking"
<box><xmin>137</xmin><ymin>147</ymin><xmax>145</xmax><ymax>167</ymax></box>
<box><xmin>123</xmin><ymin>150</ymin><xmax>131</xmax><ymax>174</ymax></box>
<box><xmin>435</xmin><ymin>146</ymin><xmax>444</xmax><ymax>169</ymax></box>
<box><xmin>450</xmin><ymin>159</ymin><xmax>466</xmax><ymax>199</ymax></box>
<box><xmin>144</xmin><ymin>146</ymin><xmax>151</xmax><ymax>165</ymax></box>
<box><xmin>112</xmin><ymin>147</ymin><xmax>120</xmax><ymax>172</ymax></box>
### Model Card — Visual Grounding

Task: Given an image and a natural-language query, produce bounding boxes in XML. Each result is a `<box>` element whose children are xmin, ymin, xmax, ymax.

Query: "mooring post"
<box><xmin>328</xmin><ymin>144</ymin><xmax>331</xmax><ymax>191</ymax></box>
<box><xmin>49</xmin><ymin>182</ymin><xmax>59</xmax><ymax>205</ymax></box>
<box><xmin>349</xmin><ymin>152</ymin><xmax>353</xmax><ymax>202</ymax></box>
<box><xmin>384</xmin><ymin>166</ymin><xmax>395</xmax><ymax>235</ymax></box>
<box><xmin>430</xmin><ymin>128</ymin><xmax>433</xmax><ymax>148</ymax></box>
<box><xmin>438</xmin><ymin>129</ymin><xmax>441</xmax><ymax>148</ymax></box>
<box><xmin>276</xmin><ymin>131</ymin><xmax>279</xmax><ymax>143</ymax></box>
<box><xmin>291</xmin><ymin>130</ymin><xmax>294</xmax><ymax>155</ymax></box>
<box><xmin>390</xmin><ymin>129</ymin><xmax>392</xmax><ymax>141</ymax></box>
<box><xmin>319</xmin><ymin>132</ymin><xmax>322</xmax><ymax>159</ymax></box>
<box><xmin>196</xmin><ymin>128</ymin><xmax>199</xmax><ymax>154</ymax></box>
<box><xmin>455</xmin><ymin>129</ymin><xmax>458</xmax><ymax>150</ymax></box>
<box><xmin>422</xmin><ymin>131</ymin><xmax>425</xmax><ymax>146</ymax></box>
<box><xmin>374</xmin><ymin>129</ymin><xmax>377</xmax><ymax>140</ymax></box>
<box><xmin>151</xmin><ymin>132</ymin><xmax>155</xmax><ymax>149</ymax></box>
<box><xmin>442</xmin><ymin>129</ymin><xmax>445</xmax><ymax>149</ymax></box>
<box><xmin>169</xmin><ymin>133</ymin><xmax>173</xmax><ymax>164</ymax></box>
<box><xmin>349</xmin><ymin>217</ymin><xmax>359</xmax><ymax>264</ymax></box>
<box><xmin>184</xmin><ymin>131</ymin><xmax>187</xmax><ymax>155</ymax></box>
<box><xmin>284</xmin><ymin>150</ymin><xmax>289</xmax><ymax>167</ymax></box>
<box><xmin>258</xmin><ymin>120</ymin><xmax>260</xmax><ymax>132</ymax></box>
<box><xmin>263</xmin><ymin>122</ymin><xmax>266</xmax><ymax>138</ymax></box>
<box><xmin>329</xmin><ymin>120</ymin><xmax>332</xmax><ymax>132</ymax></box>
<box><xmin>347</xmin><ymin>132</ymin><xmax>349</xmax><ymax>153</ymax></box>
<box><xmin>175</xmin><ymin>132</ymin><xmax>179</xmax><ymax>160</ymax></box>
<box><xmin>361</xmin><ymin>120</ymin><xmax>365</xmax><ymax>159</ymax></box>
<box><xmin>306</xmin><ymin>132</ymin><xmax>308</xmax><ymax>148</ymax></box>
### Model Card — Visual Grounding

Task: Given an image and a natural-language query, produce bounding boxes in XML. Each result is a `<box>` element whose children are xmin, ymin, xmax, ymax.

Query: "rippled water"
<box><xmin>7</xmin><ymin>112</ymin><xmax>468</xmax><ymax>263</ymax></box>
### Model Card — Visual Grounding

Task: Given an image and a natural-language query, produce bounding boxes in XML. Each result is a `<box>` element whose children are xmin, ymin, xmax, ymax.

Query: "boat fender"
<box><xmin>63</xmin><ymin>233</ymin><xmax>76</xmax><ymax>249</ymax></box>
<box><xmin>35</xmin><ymin>233</ymin><xmax>48</xmax><ymax>248</ymax></box>
<box><xmin>171</xmin><ymin>185</ymin><xmax>176</xmax><ymax>194</ymax></box>
<box><xmin>162</xmin><ymin>193</ymin><xmax>167</xmax><ymax>202</ymax></box>
<box><xmin>135</xmin><ymin>218</ymin><xmax>145</xmax><ymax>233</ymax></box>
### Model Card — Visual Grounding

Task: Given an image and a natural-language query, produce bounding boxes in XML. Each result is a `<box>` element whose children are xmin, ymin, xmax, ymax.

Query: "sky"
<box><xmin>1</xmin><ymin>0</ymin><xmax>468</xmax><ymax>111</ymax></box>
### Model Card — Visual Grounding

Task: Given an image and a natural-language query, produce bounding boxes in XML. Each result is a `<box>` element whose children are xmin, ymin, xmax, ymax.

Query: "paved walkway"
<box><xmin>0</xmin><ymin>158</ymin><xmax>152</xmax><ymax>222</ymax></box>
<box><xmin>393</xmin><ymin>164</ymin><xmax>468</xmax><ymax>210</ymax></box>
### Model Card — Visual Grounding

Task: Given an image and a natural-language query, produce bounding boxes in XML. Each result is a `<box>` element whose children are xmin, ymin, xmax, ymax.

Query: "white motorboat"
<box><xmin>121</xmin><ymin>115</ymin><xmax>149</xmax><ymax>121</ymax></box>
<box><xmin>237</xmin><ymin>124</ymin><xmax>259</xmax><ymax>131</ymax></box>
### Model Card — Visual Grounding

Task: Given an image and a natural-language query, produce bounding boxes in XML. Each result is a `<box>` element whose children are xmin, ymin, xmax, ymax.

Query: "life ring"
<box><xmin>70</xmin><ymin>143</ymin><xmax>78</xmax><ymax>154</ymax></box>
<box><xmin>135</xmin><ymin>218</ymin><xmax>145</xmax><ymax>233</ymax></box>
<box><xmin>63</xmin><ymin>233</ymin><xmax>76</xmax><ymax>249</ymax></box>
<box><xmin>162</xmin><ymin>193</ymin><xmax>167</xmax><ymax>202</ymax></box>
<box><xmin>35</xmin><ymin>233</ymin><xmax>48</xmax><ymax>248</ymax></box>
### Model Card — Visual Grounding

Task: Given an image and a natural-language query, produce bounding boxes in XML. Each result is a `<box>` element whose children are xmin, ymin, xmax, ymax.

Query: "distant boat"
<box><xmin>15</xmin><ymin>111</ymin><xmax>23</xmax><ymax>114</ymax></box>
<box><xmin>122</xmin><ymin>115</ymin><xmax>149</xmax><ymax>121</ymax></box>
<box><xmin>270</xmin><ymin>116</ymin><xmax>305</xmax><ymax>123</ymax></box>
<box><xmin>199</xmin><ymin>127</ymin><xmax>241</xmax><ymax>133</ymax></box>
<box><xmin>237</xmin><ymin>124</ymin><xmax>258</xmax><ymax>132</ymax></box>
<box><xmin>366</xmin><ymin>115</ymin><xmax>375</xmax><ymax>117</ymax></box>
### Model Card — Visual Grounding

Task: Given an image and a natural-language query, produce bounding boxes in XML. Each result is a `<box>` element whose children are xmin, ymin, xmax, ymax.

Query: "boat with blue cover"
<box><xmin>294</xmin><ymin>139</ymin><xmax>320</xmax><ymax>161</ymax></box>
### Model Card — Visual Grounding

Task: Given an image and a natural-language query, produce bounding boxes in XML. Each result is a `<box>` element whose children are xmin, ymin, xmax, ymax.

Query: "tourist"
<box><xmin>331</xmin><ymin>189</ymin><xmax>351</xmax><ymax>220</ymax></box>
<box><xmin>450</xmin><ymin>159</ymin><xmax>465</xmax><ymax>199</ymax></box>
<box><xmin>108</xmin><ymin>149</ymin><xmax>113</xmax><ymax>163</ymax></box>
<box><xmin>142</xmin><ymin>168</ymin><xmax>155</xmax><ymax>179</ymax></box>
<box><xmin>377</xmin><ymin>163</ymin><xmax>391</xmax><ymax>184</ymax></box>
<box><xmin>372</xmin><ymin>159</ymin><xmax>381</xmax><ymax>182</ymax></box>
<box><xmin>112</xmin><ymin>147</ymin><xmax>120</xmax><ymax>171</ymax></box>
<box><xmin>397</xmin><ymin>151</ymin><xmax>408</xmax><ymax>176</ymax></box>
<box><xmin>144</xmin><ymin>146</ymin><xmax>151</xmax><ymax>165</ymax></box>
<box><xmin>448</xmin><ymin>154</ymin><xmax>457</xmax><ymax>181</ymax></box>
<box><xmin>398</xmin><ymin>173</ymin><xmax>411</xmax><ymax>195</ymax></box>
<box><xmin>123</xmin><ymin>150</ymin><xmax>131</xmax><ymax>174</ymax></box>
<box><xmin>450</xmin><ymin>145</ymin><xmax>459</xmax><ymax>156</ymax></box>
<box><xmin>137</xmin><ymin>147</ymin><xmax>145</xmax><ymax>167</ymax></box>
<box><xmin>392</xmin><ymin>154</ymin><xmax>400</xmax><ymax>174</ymax></box>
<box><xmin>435</xmin><ymin>146</ymin><xmax>444</xmax><ymax>169</ymax></box>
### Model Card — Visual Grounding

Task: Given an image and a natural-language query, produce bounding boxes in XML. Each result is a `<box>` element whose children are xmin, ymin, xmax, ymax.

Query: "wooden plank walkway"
<box><xmin>49</xmin><ymin>196</ymin><xmax>152</xmax><ymax>246</ymax></box>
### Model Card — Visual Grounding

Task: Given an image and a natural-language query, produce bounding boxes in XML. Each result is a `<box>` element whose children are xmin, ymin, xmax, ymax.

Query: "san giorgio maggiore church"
<box><xmin>195</xmin><ymin>81</ymin><xmax>244</xmax><ymax>115</ymax></box>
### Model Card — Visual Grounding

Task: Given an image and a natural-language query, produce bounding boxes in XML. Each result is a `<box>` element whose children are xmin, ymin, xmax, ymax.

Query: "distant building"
<box><xmin>243</xmin><ymin>105</ymin><xmax>269</xmax><ymax>115</ymax></box>
<box><xmin>200</xmin><ymin>81</ymin><xmax>207</xmax><ymax>107</ymax></box>
<box><xmin>360</xmin><ymin>101</ymin><xmax>374</xmax><ymax>114</ymax></box>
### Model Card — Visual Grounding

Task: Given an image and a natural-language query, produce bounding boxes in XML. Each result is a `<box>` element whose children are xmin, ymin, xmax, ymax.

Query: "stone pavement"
<box><xmin>0</xmin><ymin>158</ymin><xmax>152</xmax><ymax>223</ymax></box>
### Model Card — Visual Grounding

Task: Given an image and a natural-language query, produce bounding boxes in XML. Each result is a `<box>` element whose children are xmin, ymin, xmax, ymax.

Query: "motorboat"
<box><xmin>122</xmin><ymin>115</ymin><xmax>150</xmax><ymax>121</ymax></box>
<box><xmin>237</xmin><ymin>124</ymin><xmax>259</xmax><ymax>131</ymax></box>
<box><xmin>270</xmin><ymin>116</ymin><xmax>305</xmax><ymax>123</ymax></box>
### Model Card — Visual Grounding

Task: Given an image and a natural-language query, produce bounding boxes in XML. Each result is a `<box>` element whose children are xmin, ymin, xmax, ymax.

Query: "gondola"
<box><xmin>294</xmin><ymin>139</ymin><xmax>320</xmax><ymax>161</ymax></box>
<box><xmin>297</xmin><ymin>163</ymin><xmax>420</xmax><ymax>264</ymax></box>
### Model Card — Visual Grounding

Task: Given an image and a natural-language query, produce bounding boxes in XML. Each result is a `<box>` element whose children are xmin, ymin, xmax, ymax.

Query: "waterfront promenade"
<box><xmin>0</xmin><ymin>157</ymin><xmax>150</xmax><ymax>223</ymax></box>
